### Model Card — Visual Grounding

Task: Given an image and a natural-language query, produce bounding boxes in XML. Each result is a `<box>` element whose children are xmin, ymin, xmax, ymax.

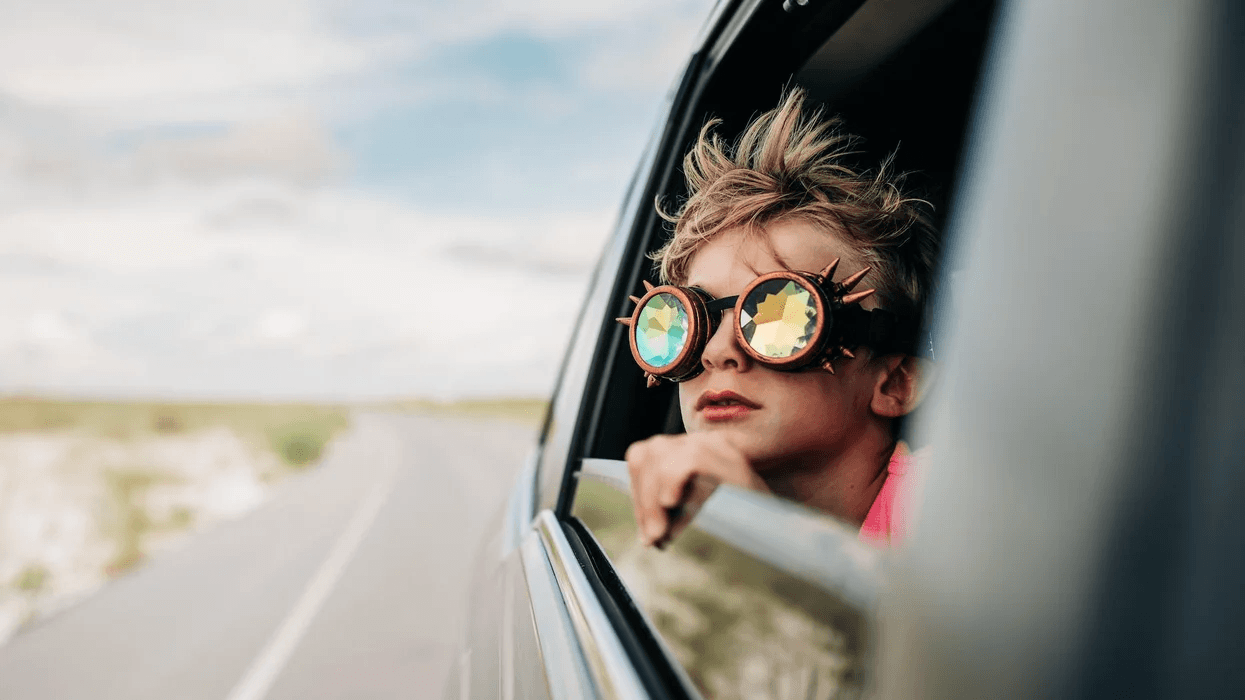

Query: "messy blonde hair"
<box><xmin>654</xmin><ymin>88</ymin><xmax>938</xmax><ymax>324</ymax></box>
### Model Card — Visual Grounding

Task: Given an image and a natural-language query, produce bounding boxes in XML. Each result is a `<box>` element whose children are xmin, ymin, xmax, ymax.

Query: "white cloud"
<box><xmin>576</xmin><ymin>14</ymin><xmax>710</xmax><ymax>92</ymax></box>
<box><xmin>0</xmin><ymin>0</ymin><xmax>386</xmax><ymax>116</ymax></box>
<box><xmin>251</xmin><ymin>309</ymin><xmax>310</xmax><ymax>345</ymax></box>
<box><xmin>0</xmin><ymin>180</ymin><xmax>610</xmax><ymax>398</ymax></box>
<box><xmin>131</xmin><ymin>112</ymin><xmax>346</xmax><ymax>185</ymax></box>
<box><xmin>0</xmin><ymin>0</ymin><xmax>717</xmax><ymax>398</ymax></box>
<box><xmin>387</xmin><ymin>0</ymin><xmax>706</xmax><ymax>44</ymax></box>
<box><xmin>0</xmin><ymin>308</ymin><xmax>127</xmax><ymax>392</ymax></box>
<box><xmin>26</xmin><ymin>312</ymin><xmax>82</xmax><ymax>346</ymax></box>
<box><xmin>0</xmin><ymin>0</ymin><xmax>715</xmax><ymax>126</ymax></box>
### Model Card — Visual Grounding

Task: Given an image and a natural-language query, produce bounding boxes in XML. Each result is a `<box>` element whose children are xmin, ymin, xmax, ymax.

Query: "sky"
<box><xmin>0</xmin><ymin>0</ymin><xmax>718</xmax><ymax>401</ymax></box>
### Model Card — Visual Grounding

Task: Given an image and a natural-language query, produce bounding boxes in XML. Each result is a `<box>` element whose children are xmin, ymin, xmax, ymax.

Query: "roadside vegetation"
<box><xmin>370</xmin><ymin>397</ymin><xmax>548</xmax><ymax>426</ymax></box>
<box><xmin>0</xmin><ymin>395</ymin><xmax>542</xmax><ymax>643</ymax></box>
<box><xmin>0</xmin><ymin>398</ymin><xmax>352</xmax><ymax>467</ymax></box>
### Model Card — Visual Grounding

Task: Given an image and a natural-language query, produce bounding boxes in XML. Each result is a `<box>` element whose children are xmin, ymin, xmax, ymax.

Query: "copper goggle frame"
<box><xmin>616</xmin><ymin>258</ymin><xmax>876</xmax><ymax>387</ymax></box>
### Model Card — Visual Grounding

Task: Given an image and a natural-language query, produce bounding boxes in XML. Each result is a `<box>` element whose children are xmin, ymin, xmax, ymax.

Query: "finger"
<box><xmin>684</xmin><ymin>471</ymin><xmax>721</xmax><ymax>506</ymax></box>
<box><xmin>662</xmin><ymin>473</ymin><xmax>720</xmax><ymax>546</ymax></box>
<box><xmin>628</xmin><ymin>445</ymin><xmax>670</xmax><ymax>547</ymax></box>
<box><xmin>625</xmin><ymin>442</ymin><xmax>649</xmax><ymax>543</ymax></box>
<box><xmin>628</xmin><ymin>485</ymin><xmax>648</xmax><ymax>546</ymax></box>
<box><xmin>652</xmin><ymin>460</ymin><xmax>699</xmax><ymax>546</ymax></box>
<box><xmin>656</xmin><ymin>462</ymin><xmax>693</xmax><ymax>509</ymax></box>
<box><xmin>626</xmin><ymin>446</ymin><xmax>653</xmax><ymax>545</ymax></box>
<box><xmin>642</xmin><ymin>463</ymin><xmax>672</xmax><ymax>545</ymax></box>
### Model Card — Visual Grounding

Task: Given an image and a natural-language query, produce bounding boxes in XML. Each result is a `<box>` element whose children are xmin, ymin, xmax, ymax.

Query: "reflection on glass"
<box><xmin>573</xmin><ymin>480</ymin><xmax>868</xmax><ymax>700</ymax></box>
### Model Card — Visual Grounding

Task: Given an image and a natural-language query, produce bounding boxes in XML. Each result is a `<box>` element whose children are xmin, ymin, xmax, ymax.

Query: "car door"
<box><xmin>874</xmin><ymin>0</ymin><xmax>1245</xmax><ymax>697</ymax></box>
<box><xmin>449</xmin><ymin>0</ymin><xmax>1245</xmax><ymax>697</ymax></box>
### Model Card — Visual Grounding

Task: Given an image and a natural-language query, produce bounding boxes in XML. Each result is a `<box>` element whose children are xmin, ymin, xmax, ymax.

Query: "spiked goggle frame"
<box><xmin>617</xmin><ymin>258</ymin><xmax>915</xmax><ymax>387</ymax></box>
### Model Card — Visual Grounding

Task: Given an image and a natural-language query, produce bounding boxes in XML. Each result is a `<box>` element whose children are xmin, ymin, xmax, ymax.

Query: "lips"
<box><xmin>696</xmin><ymin>390</ymin><xmax>761</xmax><ymax>421</ymax></box>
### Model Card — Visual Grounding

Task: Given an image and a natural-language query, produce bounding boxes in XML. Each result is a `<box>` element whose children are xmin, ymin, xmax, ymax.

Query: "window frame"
<box><xmin>526</xmin><ymin>0</ymin><xmax>1003</xmax><ymax>696</ymax></box>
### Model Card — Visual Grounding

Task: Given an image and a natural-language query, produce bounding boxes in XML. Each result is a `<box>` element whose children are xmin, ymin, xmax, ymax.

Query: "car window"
<box><xmin>572</xmin><ymin>460</ymin><xmax>877</xmax><ymax>699</ymax></box>
<box><xmin>583</xmin><ymin>0</ymin><xmax>996</xmax><ymax>465</ymax></box>
<box><xmin>562</xmin><ymin>0</ymin><xmax>999</xmax><ymax>697</ymax></box>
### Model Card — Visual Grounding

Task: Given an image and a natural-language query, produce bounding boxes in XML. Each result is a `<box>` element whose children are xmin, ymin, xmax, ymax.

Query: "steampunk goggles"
<box><xmin>616</xmin><ymin>259</ymin><xmax>918</xmax><ymax>387</ymax></box>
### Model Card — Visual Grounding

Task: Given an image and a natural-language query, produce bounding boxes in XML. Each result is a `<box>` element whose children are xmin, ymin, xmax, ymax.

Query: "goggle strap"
<box><xmin>838</xmin><ymin>307</ymin><xmax>923</xmax><ymax>356</ymax></box>
<box><xmin>705</xmin><ymin>295</ymin><xmax>738</xmax><ymax>314</ymax></box>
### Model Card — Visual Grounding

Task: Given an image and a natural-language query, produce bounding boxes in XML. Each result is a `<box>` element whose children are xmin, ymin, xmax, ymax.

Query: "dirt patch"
<box><xmin>0</xmin><ymin>401</ymin><xmax>352</xmax><ymax>645</ymax></box>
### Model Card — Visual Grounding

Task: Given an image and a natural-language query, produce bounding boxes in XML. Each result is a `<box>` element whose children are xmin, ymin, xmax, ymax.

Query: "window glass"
<box><xmin>572</xmin><ymin>475</ymin><xmax>871</xmax><ymax>700</ymax></box>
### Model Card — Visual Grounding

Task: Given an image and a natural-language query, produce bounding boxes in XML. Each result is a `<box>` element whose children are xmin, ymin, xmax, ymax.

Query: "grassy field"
<box><xmin>0</xmin><ymin>395</ymin><xmax>548</xmax><ymax>466</ymax></box>
<box><xmin>368</xmin><ymin>397</ymin><xmax>549</xmax><ymax>426</ymax></box>
<box><xmin>0</xmin><ymin>397</ymin><xmax>353</xmax><ymax>468</ymax></box>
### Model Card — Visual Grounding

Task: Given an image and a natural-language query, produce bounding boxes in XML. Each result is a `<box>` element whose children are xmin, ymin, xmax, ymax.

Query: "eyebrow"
<box><xmin>756</xmin><ymin>234</ymin><xmax>797</xmax><ymax>274</ymax></box>
<box><xmin>770</xmin><ymin>253</ymin><xmax>797</xmax><ymax>273</ymax></box>
<box><xmin>685</xmin><ymin>251</ymin><xmax>781</xmax><ymax>290</ymax></box>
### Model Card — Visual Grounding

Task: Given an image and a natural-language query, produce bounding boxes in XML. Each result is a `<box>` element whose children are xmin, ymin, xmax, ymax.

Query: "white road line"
<box><xmin>224</xmin><ymin>480</ymin><xmax>391</xmax><ymax>700</ymax></box>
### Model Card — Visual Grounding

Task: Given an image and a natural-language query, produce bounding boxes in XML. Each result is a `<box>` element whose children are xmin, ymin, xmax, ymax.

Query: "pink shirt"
<box><xmin>858</xmin><ymin>444</ymin><xmax>917</xmax><ymax>546</ymax></box>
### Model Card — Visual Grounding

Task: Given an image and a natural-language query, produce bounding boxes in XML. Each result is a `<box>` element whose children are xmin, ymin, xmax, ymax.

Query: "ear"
<box><xmin>869</xmin><ymin>355</ymin><xmax>923</xmax><ymax>418</ymax></box>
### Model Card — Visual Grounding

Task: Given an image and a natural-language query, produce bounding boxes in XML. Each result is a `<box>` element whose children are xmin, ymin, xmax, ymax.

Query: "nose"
<box><xmin>701</xmin><ymin>309</ymin><xmax>753</xmax><ymax>372</ymax></box>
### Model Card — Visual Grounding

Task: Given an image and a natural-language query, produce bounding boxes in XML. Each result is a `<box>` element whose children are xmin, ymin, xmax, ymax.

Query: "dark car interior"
<box><xmin>585</xmin><ymin>0</ymin><xmax>1000</xmax><ymax>463</ymax></box>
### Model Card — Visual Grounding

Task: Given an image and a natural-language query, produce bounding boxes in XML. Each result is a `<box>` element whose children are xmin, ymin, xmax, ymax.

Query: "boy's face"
<box><xmin>678</xmin><ymin>219</ymin><xmax>885</xmax><ymax>474</ymax></box>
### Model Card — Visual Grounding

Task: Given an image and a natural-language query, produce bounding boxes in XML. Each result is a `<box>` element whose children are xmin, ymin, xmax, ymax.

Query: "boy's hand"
<box><xmin>624</xmin><ymin>432</ymin><xmax>770</xmax><ymax>548</ymax></box>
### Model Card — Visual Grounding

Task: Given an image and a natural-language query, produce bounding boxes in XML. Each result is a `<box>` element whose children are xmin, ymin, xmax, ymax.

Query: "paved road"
<box><xmin>0</xmin><ymin>412</ymin><xmax>536</xmax><ymax>700</ymax></box>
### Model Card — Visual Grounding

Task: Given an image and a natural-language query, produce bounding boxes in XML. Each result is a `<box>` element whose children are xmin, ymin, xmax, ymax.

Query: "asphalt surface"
<box><xmin>0</xmin><ymin>412</ymin><xmax>536</xmax><ymax>700</ymax></box>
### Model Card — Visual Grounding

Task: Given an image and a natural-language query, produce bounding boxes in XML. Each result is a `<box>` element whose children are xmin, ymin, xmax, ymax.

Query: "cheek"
<box><xmin>781</xmin><ymin>369</ymin><xmax>871</xmax><ymax>423</ymax></box>
<box><xmin>677</xmin><ymin>381</ymin><xmax>698</xmax><ymax>426</ymax></box>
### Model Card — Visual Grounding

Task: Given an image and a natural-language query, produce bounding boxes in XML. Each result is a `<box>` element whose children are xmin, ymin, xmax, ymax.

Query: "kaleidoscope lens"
<box><xmin>634</xmin><ymin>292</ymin><xmax>689</xmax><ymax>369</ymax></box>
<box><xmin>736</xmin><ymin>275</ymin><xmax>826</xmax><ymax>367</ymax></box>
<box><xmin>623</xmin><ymin>284</ymin><xmax>713</xmax><ymax>384</ymax></box>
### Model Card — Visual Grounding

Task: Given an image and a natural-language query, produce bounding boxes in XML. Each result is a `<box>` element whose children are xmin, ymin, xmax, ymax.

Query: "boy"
<box><xmin>622</xmin><ymin>88</ymin><xmax>938</xmax><ymax>547</ymax></box>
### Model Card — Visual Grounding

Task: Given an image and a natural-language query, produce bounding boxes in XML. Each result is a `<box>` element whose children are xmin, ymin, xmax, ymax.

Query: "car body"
<box><xmin>446</xmin><ymin>0</ymin><xmax>1245</xmax><ymax>698</ymax></box>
